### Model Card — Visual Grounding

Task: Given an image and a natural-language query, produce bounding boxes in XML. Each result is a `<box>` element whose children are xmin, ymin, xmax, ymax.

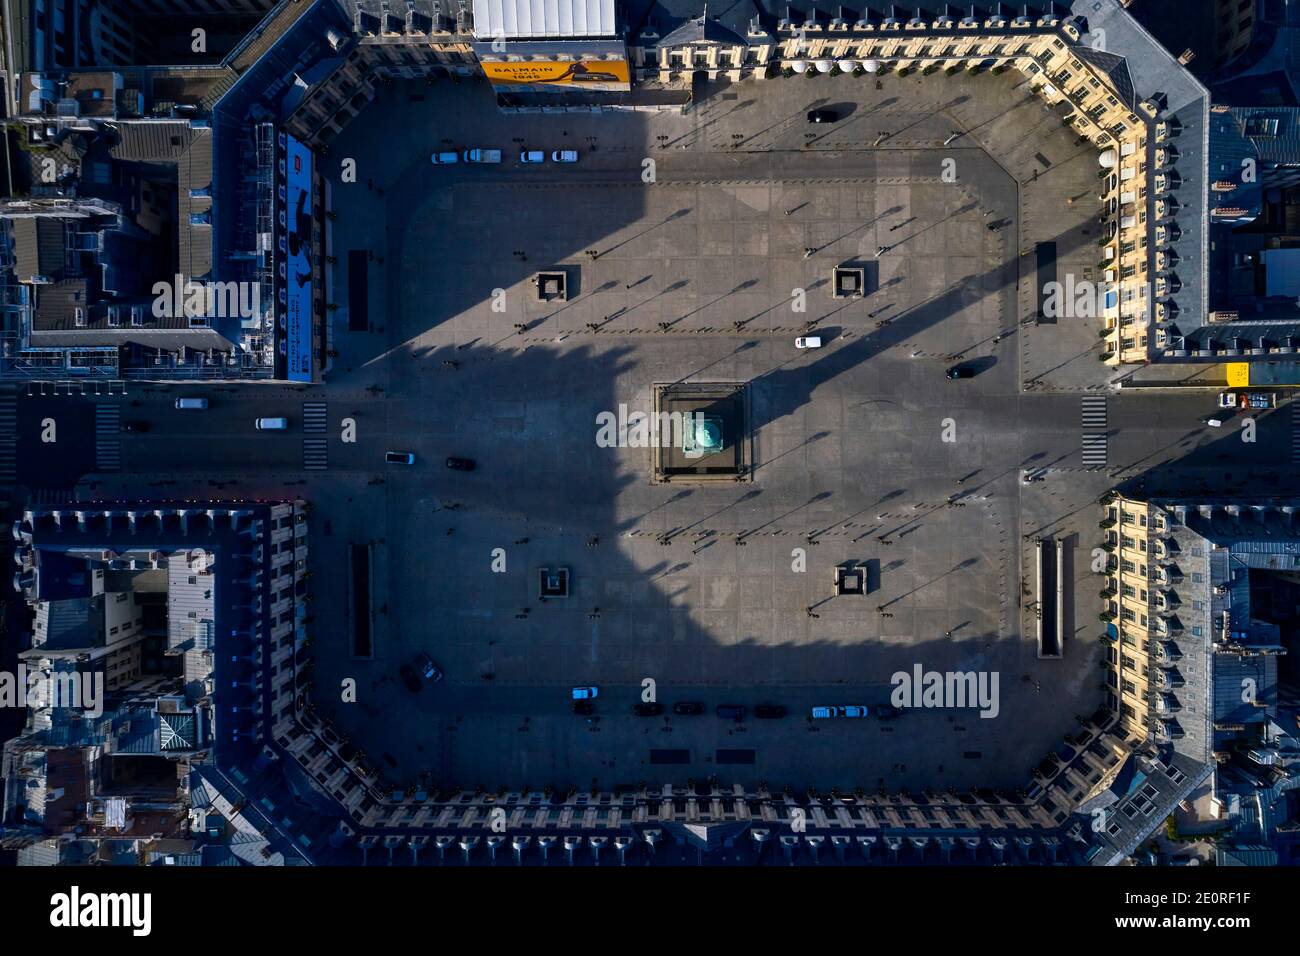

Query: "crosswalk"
<box><xmin>302</xmin><ymin>401</ymin><xmax>328</xmax><ymax>434</ymax></box>
<box><xmin>1293</xmin><ymin>403</ymin><xmax>1300</xmax><ymax>464</ymax></box>
<box><xmin>302</xmin><ymin>401</ymin><xmax>328</xmax><ymax>469</ymax></box>
<box><xmin>303</xmin><ymin>438</ymin><xmax>328</xmax><ymax>471</ymax></box>
<box><xmin>94</xmin><ymin>404</ymin><xmax>122</xmax><ymax>472</ymax></box>
<box><xmin>0</xmin><ymin>388</ymin><xmax>16</xmax><ymax>485</ymax></box>
<box><xmin>1081</xmin><ymin>395</ymin><xmax>1108</xmax><ymax>468</ymax></box>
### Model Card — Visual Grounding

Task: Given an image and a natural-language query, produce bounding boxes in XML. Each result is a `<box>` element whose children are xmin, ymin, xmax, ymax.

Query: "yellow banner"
<box><xmin>482</xmin><ymin>59</ymin><xmax>630</xmax><ymax>91</ymax></box>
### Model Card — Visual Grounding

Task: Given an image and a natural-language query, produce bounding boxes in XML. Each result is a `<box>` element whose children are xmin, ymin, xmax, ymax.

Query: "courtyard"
<box><xmin>296</xmin><ymin>70</ymin><xmax>1140</xmax><ymax>792</ymax></box>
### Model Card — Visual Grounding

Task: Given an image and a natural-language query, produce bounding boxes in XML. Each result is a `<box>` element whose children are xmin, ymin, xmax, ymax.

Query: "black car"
<box><xmin>946</xmin><ymin>364</ymin><xmax>974</xmax><ymax>380</ymax></box>
<box><xmin>754</xmin><ymin>704</ymin><xmax>787</xmax><ymax>719</ymax></box>
<box><xmin>445</xmin><ymin>456</ymin><xmax>476</xmax><ymax>471</ymax></box>
<box><xmin>807</xmin><ymin>109</ymin><xmax>838</xmax><ymax>123</ymax></box>
<box><xmin>672</xmin><ymin>701</ymin><xmax>705</xmax><ymax>716</ymax></box>
<box><xmin>874</xmin><ymin>704</ymin><xmax>903</xmax><ymax>720</ymax></box>
<box><xmin>716</xmin><ymin>704</ymin><xmax>747</xmax><ymax>721</ymax></box>
<box><xmin>572</xmin><ymin>700</ymin><xmax>595</xmax><ymax>715</ymax></box>
<box><xmin>632</xmin><ymin>702</ymin><xmax>665</xmax><ymax>717</ymax></box>
<box><xmin>399</xmin><ymin>664</ymin><xmax>421</xmax><ymax>694</ymax></box>
<box><xmin>121</xmin><ymin>420</ymin><xmax>150</xmax><ymax>433</ymax></box>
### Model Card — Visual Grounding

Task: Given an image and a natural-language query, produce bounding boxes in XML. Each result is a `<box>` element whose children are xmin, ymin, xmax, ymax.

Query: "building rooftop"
<box><xmin>473</xmin><ymin>0</ymin><xmax>617</xmax><ymax>39</ymax></box>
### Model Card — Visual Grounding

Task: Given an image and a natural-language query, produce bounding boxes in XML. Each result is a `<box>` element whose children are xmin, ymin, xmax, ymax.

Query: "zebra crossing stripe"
<box><xmin>95</xmin><ymin>404</ymin><xmax>122</xmax><ymax>472</ymax></box>
<box><xmin>1293</xmin><ymin>404</ymin><xmax>1300</xmax><ymax>464</ymax></box>
<box><xmin>0</xmin><ymin>391</ymin><xmax>17</xmax><ymax>483</ymax></box>
<box><xmin>1081</xmin><ymin>396</ymin><xmax>1108</xmax><ymax>468</ymax></box>
<box><xmin>303</xmin><ymin>438</ymin><xmax>328</xmax><ymax>471</ymax></box>
<box><xmin>302</xmin><ymin>401</ymin><xmax>328</xmax><ymax>434</ymax></box>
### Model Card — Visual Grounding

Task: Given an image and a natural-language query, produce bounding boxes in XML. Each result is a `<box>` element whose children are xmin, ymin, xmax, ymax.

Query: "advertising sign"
<box><xmin>277</xmin><ymin>131</ymin><xmax>314</xmax><ymax>383</ymax></box>
<box><xmin>482</xmin><ymin>59</ymin><xmax>630</xmax><ymax>92</ymax></box>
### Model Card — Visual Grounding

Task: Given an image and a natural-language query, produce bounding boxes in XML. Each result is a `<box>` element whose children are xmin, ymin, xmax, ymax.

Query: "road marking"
<box><xmin>1293</xmin><ymin>403</ymin><xmax>1300</xmax><ymax>464</ymax></box>
<box><xmin>303</xmin><ymin>437</ymin><xmax>328</xmax><ymax>471</ymax></box>
<box><xmin>1081</xmin><ymin>395</ymin><xmax>1107</xmax><ymax>468</ymax></box>
<box><xmin>95</xmin><ymin>404</ymin><xmax>121</xmax><ymax>472</ymax></box>
<box><xmin>0</xmin><ymin>389</ymin><xmax>16</xmax><ymax>483</ymax></box>
<box><xmin>303</xmin><ymin>401</ymin><xmax>328</xmax><ymax>434</ymax></box>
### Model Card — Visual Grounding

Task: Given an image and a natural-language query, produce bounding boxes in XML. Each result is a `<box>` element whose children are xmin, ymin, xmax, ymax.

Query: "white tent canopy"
<box><xmin>472</xmin><ymin>0</ymin><xmax>616</xmax><ymax>39</ymax></box>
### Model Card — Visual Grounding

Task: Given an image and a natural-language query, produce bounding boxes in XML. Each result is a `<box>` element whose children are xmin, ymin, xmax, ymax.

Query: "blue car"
<box><xmin>571</xmin><ymin>686</ymin><xmax>598</xmax><ymax>700</ymax></box>
<box><xmin>811</xmin><ymin>705</ymin><xmax>869</xmax><ymax>719</ymax></box>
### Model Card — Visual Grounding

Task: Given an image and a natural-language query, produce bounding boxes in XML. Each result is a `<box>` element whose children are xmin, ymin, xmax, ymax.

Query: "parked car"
<box><xmin>174</xmin><ymin>397</ymin><xmax>208</xmax><ymax>410</ymax></box>
<box><xmin>400</xmin><ymin>664</ymin><xmax>422</xmax><ymax>693</ymax></box>
<box><xmin>552</xmin><ymin>150</ymin><xmax>579</xmax><ymax>163</ymax></box>
<box><xmin>445</xmin><ymin>456</ymin><xmax>476</xmax><ymax>471</ymax></box>
<box><xmin>463</xmin><ymin>148</ymin><xmax>501</xmax><ymax>163</ymax></box>
<box><xmin>571</xmin><ymin>686</ymin><xmax>598</xmax><ymax>700</ymax></box>
<box><xmin>672</xmin><ymin>701</ymin><xmax>705</xmax><ymax>716</ymax></box>
<box><xmin>795</xmin><ymin>336</ymin><xmax>822</xmax><ymax>349</ymax></box>
<box><xmin>430</xmin><ymin>151</ymin><xmax>459</xmax><ymax>164</ymax></box>
<box><xmin>121</xmin><ymin>420</ymin><xmax>150</xmax><ymax>433</ymax></box>
<box><xmin>632</xmin><ymin>702</ymin><xmax>664</xmax><ymax>717</ymax></box>
<box><xmin>754</xmin><ymin>704</ymin><xmax>787</xmax><ymax>719</ymax></box>
<box><xmin>386</xmin><ymin>451</ymin><xmax>415</xmax><ymax>465</ymax></box>
<box><xmin>811</xmin><ymin>705</ymin><xmax>869</xmax><ymax>718</ymax></box>
<box><xmin>873</xmin><ymin>704</ymin><xmax>903</xmax><ymax>720</ymax></box>
<box><xmin>520</xmin><ymin>150</ymin><xmax>546</xmax><ymax>164</ymax></box>
<box><xmin>255</xmin><ymin>417</ymin><xmax>288</xmax><ymax>430</ymax></box>
<box><xmin>414</xmin><ymin>652</ymin><xmax>443</xmax><ymax>683</ymax></box>
<box><xmin>807</xmin><ymin>109</ymin><xmax>838</xmax><ymax>123</ymax></box>
<box><xmin>716</xmin><ymin>704</ymin><xmax>746</xmax><ymax>721</ymax></box>
<box><xmin>572</xmin><ymin>700</ymin><xmax>595</xmax><ymax>716</ymax></box>
<box><xmin>946</xmin><ymin>364</ymin><xmax>974</xmax><ymax>380</ymax></box>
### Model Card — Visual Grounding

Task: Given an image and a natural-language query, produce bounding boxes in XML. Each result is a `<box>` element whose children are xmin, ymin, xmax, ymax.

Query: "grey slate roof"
<box><xmin>1070</xmin><ymin>0</ymin><xmax>1211</xmax><ymax>349</ymax></box>
<box><xmin>11</xmin><ymin>218</ymin><xmax>68</xmax><ymax>281</ymax></box>
<box><xmin>107</xmin><ymin>121</ymin><xmax>214</xmax><ymax>282</ymax></box>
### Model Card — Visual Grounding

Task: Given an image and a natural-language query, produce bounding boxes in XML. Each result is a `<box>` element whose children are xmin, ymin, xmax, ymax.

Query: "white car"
<box><xmin>795</xmin><ymin>336</ymin><xmax>822</xmax><ymax>349</ymax></box>
<box><xmin>552</xmin><ymin>150</ymin><xmax>578</xmax><ymax>163</ymax></box>
<box><xmin>520</xmin><ymin>150</ymin><xmax>546</xmax><ymax>164</ymax></box>
<box><xmin>255</xmin><ymin>417</ymin><xmax>288</xmax><ymax>430</ymax></box>
<box><xmin>430</xmin><ymin>151</ymin><xmax>458</xmax><ymax>164</ymax></box>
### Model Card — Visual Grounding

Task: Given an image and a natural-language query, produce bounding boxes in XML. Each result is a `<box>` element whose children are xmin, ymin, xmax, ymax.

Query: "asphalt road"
<box><xmin>16</xmin><ymin>383</ymin><xmax>1290</xmax><ymax>486</ymax></box>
